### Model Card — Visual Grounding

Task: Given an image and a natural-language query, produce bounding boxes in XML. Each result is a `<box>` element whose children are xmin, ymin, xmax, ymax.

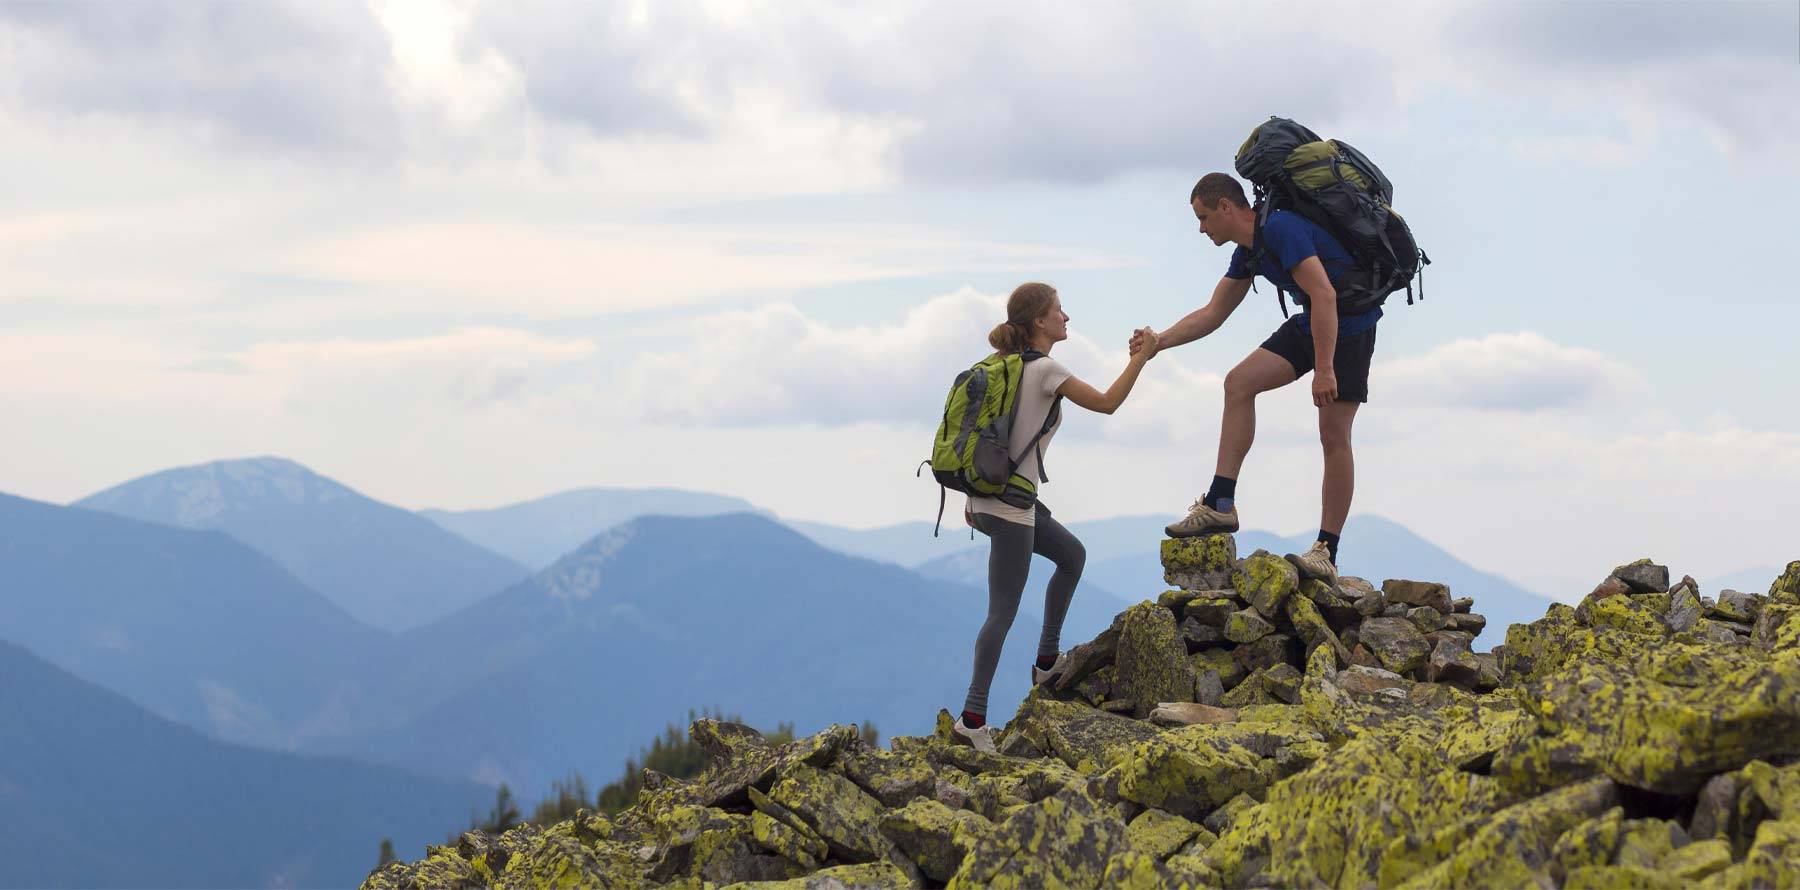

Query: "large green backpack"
<box><xmin>1234</xmin><ymin>116</ymin><xmax>1430</xmax><ymax>317</ymax></box>
<box><xmin>918</xmin><ymin>350</ymin><xmax>1062</xmax><ymax>535</ymax></box>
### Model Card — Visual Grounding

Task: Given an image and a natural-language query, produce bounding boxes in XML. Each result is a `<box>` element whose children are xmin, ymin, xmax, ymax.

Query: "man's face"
<box><xmin>1192</xmin><ymin>197</ymin><xmax>1230</xmax><ymax>246</ymax></box>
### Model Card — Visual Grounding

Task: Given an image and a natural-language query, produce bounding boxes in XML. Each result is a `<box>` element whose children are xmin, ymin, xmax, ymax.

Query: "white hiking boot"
<box><xmin>1032</xmin><ymin>651</ymin><xmax>1071</xmax><ymax>687</ymax></box>
<box><xmin>1289</xmin><ymin>539</ymin><xmax>1339</xmax><ymax>584</ymax></box>
<box><xmin>1165</xmin><ymin>499</ymin><xmax>1240</xmax><ymax>538</ymax></box>
<box><xmin>952</xmin><ymin>717</ymin><xmax>997</xmax><ymax>754</ymax></box>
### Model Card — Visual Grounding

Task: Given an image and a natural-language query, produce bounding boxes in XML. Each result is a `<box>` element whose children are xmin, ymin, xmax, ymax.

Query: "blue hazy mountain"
<box><xmin>421</xmin><ymin>487</ymin><xmax>764</xmax><ymax>570</ymax></box>
<box><xmin>0</xmin><ymin>491</ymin><xmax>390</xmax><ymax>749</ymax></box>
<box><xmin>0</xmin><ymin>637</ymin><xmax>489</xmax><ymax>889</ymax></box>
<box><xmin>786</xmin><ymin>518</ymin><xmax>982</xmax><ymax>567</ymax></box>
<box><xmin>75</xmin><ymin>457</ymin><xmax>529</xmax><ymax>632</ymax></box>
<box><xmin>313</xmin><ymin>513</ymin><xmax>1125</xmax><ymax>800</ymax></box>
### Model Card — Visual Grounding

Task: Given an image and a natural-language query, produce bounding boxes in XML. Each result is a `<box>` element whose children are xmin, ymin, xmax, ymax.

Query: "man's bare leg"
<box><xmin>1216</xmin><ymin>348</ymin><xmax>1299</xmax><ymax>479</ymax></box>
<box><xmin>1318</xmin><ymin>400</ymin><xmax>1360</xmax><ymax>535</ymax></box>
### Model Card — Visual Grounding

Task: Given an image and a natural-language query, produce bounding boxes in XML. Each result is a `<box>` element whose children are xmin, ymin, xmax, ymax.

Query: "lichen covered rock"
<box><xmin>1125</xmin><ymin>807</ymin><xmax>1203</xmax><ymax>859</ymax></box>
<box><xmin>1359</xmin><ymin>616</ymin><xmax>1431</xmax><ymax>676</ymax></box>
<box><xmin>1113</xmin><ymin>601</ymin><xmax>1197</xmax><ymax>720</ymax></box>
<box><xmin>1090</xmin><ymin>723</ymin><xmax>1270</xmax><ymax>821</ymax></box>
<box><xmin>1383</xmin><ymin>579</ymin><xmax>1452</xmax><ymax>614</ymax></box>
<box><xmin>1162</xmin><ymin>534</ymin><xmax>1237</xmax><ymax>590</ymax></box>
<box><xmin>368</xmin><ymin>546</ymin><xmax>1800</xmax><ymax>890</ymax></box>
<box><xmin>1233</xmin><ymin>551</ymin><xmax>1299</xmax><ymax>620</ymax></box>
<box><xmin>945</xmin><ymin>787</ymin><xmax>1129</xmax><ymax>889</ymax></box>
<box><xmin>877</xmin><ymin>798</ymin><xmax>990</xmax><ymax>882</ymax></box>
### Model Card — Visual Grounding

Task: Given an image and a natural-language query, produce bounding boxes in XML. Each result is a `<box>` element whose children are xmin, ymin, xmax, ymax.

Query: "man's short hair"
<box><xmin>1190</xmin><ymin>173</ymin><xmax>1249</xmax><ymax>210</ymax></box>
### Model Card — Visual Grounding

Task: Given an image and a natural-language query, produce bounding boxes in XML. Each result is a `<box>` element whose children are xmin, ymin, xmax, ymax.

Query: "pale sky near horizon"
<box><xmin>4</xmin><ymin>0</ymin><xmax>1800</xmax><ymax>597</ymax></box>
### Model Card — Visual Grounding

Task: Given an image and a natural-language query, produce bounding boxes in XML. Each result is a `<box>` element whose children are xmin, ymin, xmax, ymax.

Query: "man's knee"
<box><xmin>1320</xmin><ymin>423</ymin><xmax>1353</xmax><ymax>454</ymax></box>
<box><xmin>1223</xmin><ymin>367</ymin><xmax>1262</xmax><ymax>402</ymax></box>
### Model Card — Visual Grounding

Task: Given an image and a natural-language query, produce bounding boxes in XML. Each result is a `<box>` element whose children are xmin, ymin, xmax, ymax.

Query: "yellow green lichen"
<box><xmin>1660</xmin><ymin>837</ymin><xmax>1733</xmax><ymax>882</ymax></box>
<box><xmin>1099</xmin><ymin>849</ymin><xmax>1177</xmax><ymax>889</ymax></box>
<box><xmin>1232</xmin><ymin>551</ymin><xmax>1299</xmax><ymax>619</ymax></box>
<box><xmin>1767</xmin><ymin>560</ymin><xmax>1800</xmax><ymax>604</ymax></box>
<box><xmin>1113</xmin><ymin>601</ymin><xmax>1197</xmax><ymax>720</ymax></box>
<box><xmin>945</xmin><ymin>788</ymin><xmax>1129</xmax><ymax>889</ymax></box>
<box><xmin>1396</xmin><ymin>777</ymin><xmax>1618</xmax><ymax>889</ymax></box>
<box><xmin>1125</xmin><ymin>807</ymin><xmax>1203</xmax><ymax>859</ymax></box>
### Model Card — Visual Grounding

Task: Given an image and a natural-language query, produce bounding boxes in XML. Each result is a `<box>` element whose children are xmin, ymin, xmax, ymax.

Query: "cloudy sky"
<box><xmin>4</xmin><ymin>0</ymin><xmax>1799</xmax><ymax>596</ymax></box>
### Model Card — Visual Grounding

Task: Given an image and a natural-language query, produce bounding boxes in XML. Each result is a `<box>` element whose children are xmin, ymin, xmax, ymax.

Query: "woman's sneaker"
<box><xmin>1289</xmin><ymin>540</ymin><xmax>1339</xmax><ymax>584</ymax></box>
<box><xmin>952</xmin><ymin>717</ymin><xmax>997</xmax><ymax>753</ymax></box>
<box><xmin>1165</xmin><ymin>499</ymin><xmax>1239</xmax><ymax>537</ymax></box>
<box><xmin>1032</xmin><ymin>651</ymin><xmax>1071</xmax><ymax>687</ymax></box>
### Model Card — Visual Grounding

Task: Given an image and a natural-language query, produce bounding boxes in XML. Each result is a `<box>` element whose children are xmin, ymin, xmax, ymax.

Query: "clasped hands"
<box><xmin>1128</xmin><ymin>326</ymin><xmax>1160</xmax><ymax>359</ymax></box>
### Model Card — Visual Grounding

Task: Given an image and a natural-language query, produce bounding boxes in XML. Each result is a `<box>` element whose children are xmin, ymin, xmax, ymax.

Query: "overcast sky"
<box><xmin>5</xmin><ymin>0</ymin><xmax>1799</xmax><ymax>596</ymax></box>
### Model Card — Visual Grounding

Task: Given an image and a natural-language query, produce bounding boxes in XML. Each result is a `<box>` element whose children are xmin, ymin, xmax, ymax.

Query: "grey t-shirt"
<box><xmin>968</xmin><ymin>355</ymin><xmax>1073</xmax><ymax>528</ymax></box>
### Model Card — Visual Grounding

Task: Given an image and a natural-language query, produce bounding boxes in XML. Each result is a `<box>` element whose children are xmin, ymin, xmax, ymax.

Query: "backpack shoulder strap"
<box><xmin>1026</xmin><ymin>395</ymin><xmax>1063</xmax><ymax>483</ymax></box>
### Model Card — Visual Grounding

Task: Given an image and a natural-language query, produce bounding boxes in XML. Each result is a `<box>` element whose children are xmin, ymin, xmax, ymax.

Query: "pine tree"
<box><xmin>378</xmin><ymin>837</ymin><xmax>396</xmax><ymax>866</ymax></box>
<box><xmin>485</xmin><ymin>783</ymin><xmax>521</xmax><ymax>833</ymax></box>
<box><xmin>529</xmin><ymin>772</ymin><xmax>593</xmax><ymax>825</ymax></box>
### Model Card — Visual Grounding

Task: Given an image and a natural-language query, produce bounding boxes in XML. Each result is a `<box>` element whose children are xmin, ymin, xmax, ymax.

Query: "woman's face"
<box><xmin>1036</xmin><ymin>296</ymin><xmax>1070</xmax><ymax>343</ymax></box>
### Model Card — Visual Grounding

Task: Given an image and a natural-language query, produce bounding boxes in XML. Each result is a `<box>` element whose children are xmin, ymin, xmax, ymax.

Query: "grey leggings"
<box><xmin>963</xmin><ymin>504</ymin><xmax>1086</xmax><ymax>717</ymax></box>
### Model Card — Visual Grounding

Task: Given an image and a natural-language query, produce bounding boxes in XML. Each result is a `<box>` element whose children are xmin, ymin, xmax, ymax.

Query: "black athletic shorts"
<box><xmin>1258</xmin><ymin>316</ymin><xmax>1378</xmax><ymax>403</ymax></box>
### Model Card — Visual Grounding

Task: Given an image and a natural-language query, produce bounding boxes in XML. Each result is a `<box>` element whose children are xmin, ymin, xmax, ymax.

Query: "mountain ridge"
<box><xmin>75</xmin><ymin>456</ymin><xmax>530</xmax><ymax>632</ymax></box>
<box><xmin>0</xmin><ymin>636</ymin><xmax>490</xmax><ymax>888</ymax></box>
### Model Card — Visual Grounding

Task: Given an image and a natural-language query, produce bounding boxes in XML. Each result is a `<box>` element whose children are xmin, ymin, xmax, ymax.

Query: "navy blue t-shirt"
<box><xmin>1226</xmin><ymin>210</ymin><xmax>1380</xmax><ymax>336</ymax></box>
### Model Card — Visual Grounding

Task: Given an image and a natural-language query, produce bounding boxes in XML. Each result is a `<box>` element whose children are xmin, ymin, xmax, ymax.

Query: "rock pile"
<box><xmin>364</xmin><ymin>553</ymin><xmax>1800</xmax><ymax>889</ymax></box>
<box><xmin>1064</xmin><ymin>535</ymin><xmax>1501</xmax><ymax>725</ymax></box>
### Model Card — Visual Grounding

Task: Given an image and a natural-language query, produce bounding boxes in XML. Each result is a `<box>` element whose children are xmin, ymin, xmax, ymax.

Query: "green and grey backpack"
<box><xmin>1235</xmin><ymin>116</ymin><xmax>1431</xmax><ymax>317</ymax></box>
<box><xmin>917</xmin><ymin>350</ymin><xmax>1062</xmax><ymax>536</ymax></box>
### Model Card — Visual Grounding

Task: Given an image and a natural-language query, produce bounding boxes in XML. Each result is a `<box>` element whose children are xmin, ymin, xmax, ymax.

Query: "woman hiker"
<box><xmin>952</xmin><ymin>281</ymin><xmax>1160</xmax><ymax>752</ymax></box>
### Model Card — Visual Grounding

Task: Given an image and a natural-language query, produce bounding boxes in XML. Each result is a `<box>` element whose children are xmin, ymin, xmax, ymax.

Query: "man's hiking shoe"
<box><xmin>1032</xmin><ymin>651</ymin><xmax>1070</xmax><ymax>687</ymax></box>
<box><xmin>952</xmin><ymin>717</ymin><xmax>997</xmax><ymax>753</ymax></box>
<box><xmin>1289</xmin><ymin>540</ymin><xmax>1338</xmax><ymax>584</ymax></box>
<box><xmin>1166</xmin><ymin>500</ymin><xmax>1239</xmax><ymax>538</ymax></box>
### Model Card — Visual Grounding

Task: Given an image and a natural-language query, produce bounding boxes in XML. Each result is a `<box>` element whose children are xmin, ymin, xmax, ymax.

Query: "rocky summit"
<box><xmin>364</xmin><ymin>544</ymin><xmax>1800</xmax><ymax>889</ymax></box>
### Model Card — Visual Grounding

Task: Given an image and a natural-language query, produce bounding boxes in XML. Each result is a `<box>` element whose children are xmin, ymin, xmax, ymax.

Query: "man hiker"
<box><xmin>1132</xmin><ymin>172</ymin><xmax>1380</xmax><ymax>582</ymax></box>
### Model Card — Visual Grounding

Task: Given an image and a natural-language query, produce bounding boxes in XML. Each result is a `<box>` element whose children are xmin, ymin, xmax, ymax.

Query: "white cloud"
<box><xmin>281</xmin><ymin>223</ymin><xmax>1134</xmax><ymax>318</ymax></box>
<box><xmin>372</xmin><ymin>0</ymin><xmax>522</xmax><ymax>128</ymax></box>
<box><xmin>622</xmin><ymin>299</ymin><xmax>1650</xmax><ymax>444</ymax></box>
<box><xmin>623</xmin><ymin>287</ymin><xmax>1205</xmax><ymax>429</ymax></box>
<box><xmin>1374</xmin><ymin>331</ymin><xmax>1647</xmax><ymax>412</ymax></box>
<box><xmin>5</xmin><ymin>0</ymin><xmax>1794</xmax><ymax>183</ymax></box>
<box><xmin>1437</xmin><ymin>0</ymin><xmax>1800</xmax><ymax>166</ymax></box>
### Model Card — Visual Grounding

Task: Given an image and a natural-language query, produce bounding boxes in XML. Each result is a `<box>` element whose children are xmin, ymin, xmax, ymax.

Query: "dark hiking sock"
<box><xmin>1036</xmin><ymin>653</ymin><xmax>1058</xmax><ymax>672</ymax></box>
<box><xmin>1202</xmin><ymin>475</ymin><xmax>1237</xmax><ymax>512</ymax></box>
<box><xmin>1317</xmin><ymin>530</ymin><xmax>1340</xmax><ymax>564</ymax></box>
<box><xmin>960</xmin><ymin>710</ymin><xmax>986</xmax><ymax>729</ymax></box>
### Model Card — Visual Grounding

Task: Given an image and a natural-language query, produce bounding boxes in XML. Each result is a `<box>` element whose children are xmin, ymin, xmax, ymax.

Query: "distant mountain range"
<box><xmin>421</xmin><ymin>487</ymin><xmax>764</xmax><ymax>570</ymax></box>
<box><xmin>0</xmin><ymin>492</ymin><xmax>390</xmax><ymax>750</ymax></box>
<box><xmin>0</xmin><ymin>637</ymin><xmax>489</xmax><ymax>889</ymax></box>
<box><xmin>75</xmin><ymin>457</ymin><xmax>529</xmax><ymax>632</ymax></box>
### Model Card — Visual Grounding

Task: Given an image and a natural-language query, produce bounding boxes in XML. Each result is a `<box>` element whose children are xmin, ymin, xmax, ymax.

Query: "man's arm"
<box><xmin>1291</xmin><ymin>256</ymin><xmax>1339</xmax><ymax>406</ymax></box>
<box><xmin>1154</xmin><ymin>276</ymin><xmax>1253</xmax><ymax>351</ymax></box>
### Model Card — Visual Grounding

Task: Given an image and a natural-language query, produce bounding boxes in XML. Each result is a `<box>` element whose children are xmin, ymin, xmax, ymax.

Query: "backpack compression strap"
<box><xmin>915</xmin><ymin>460</ymin><xmax>945</xmax><ymax>538</ymax></box>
